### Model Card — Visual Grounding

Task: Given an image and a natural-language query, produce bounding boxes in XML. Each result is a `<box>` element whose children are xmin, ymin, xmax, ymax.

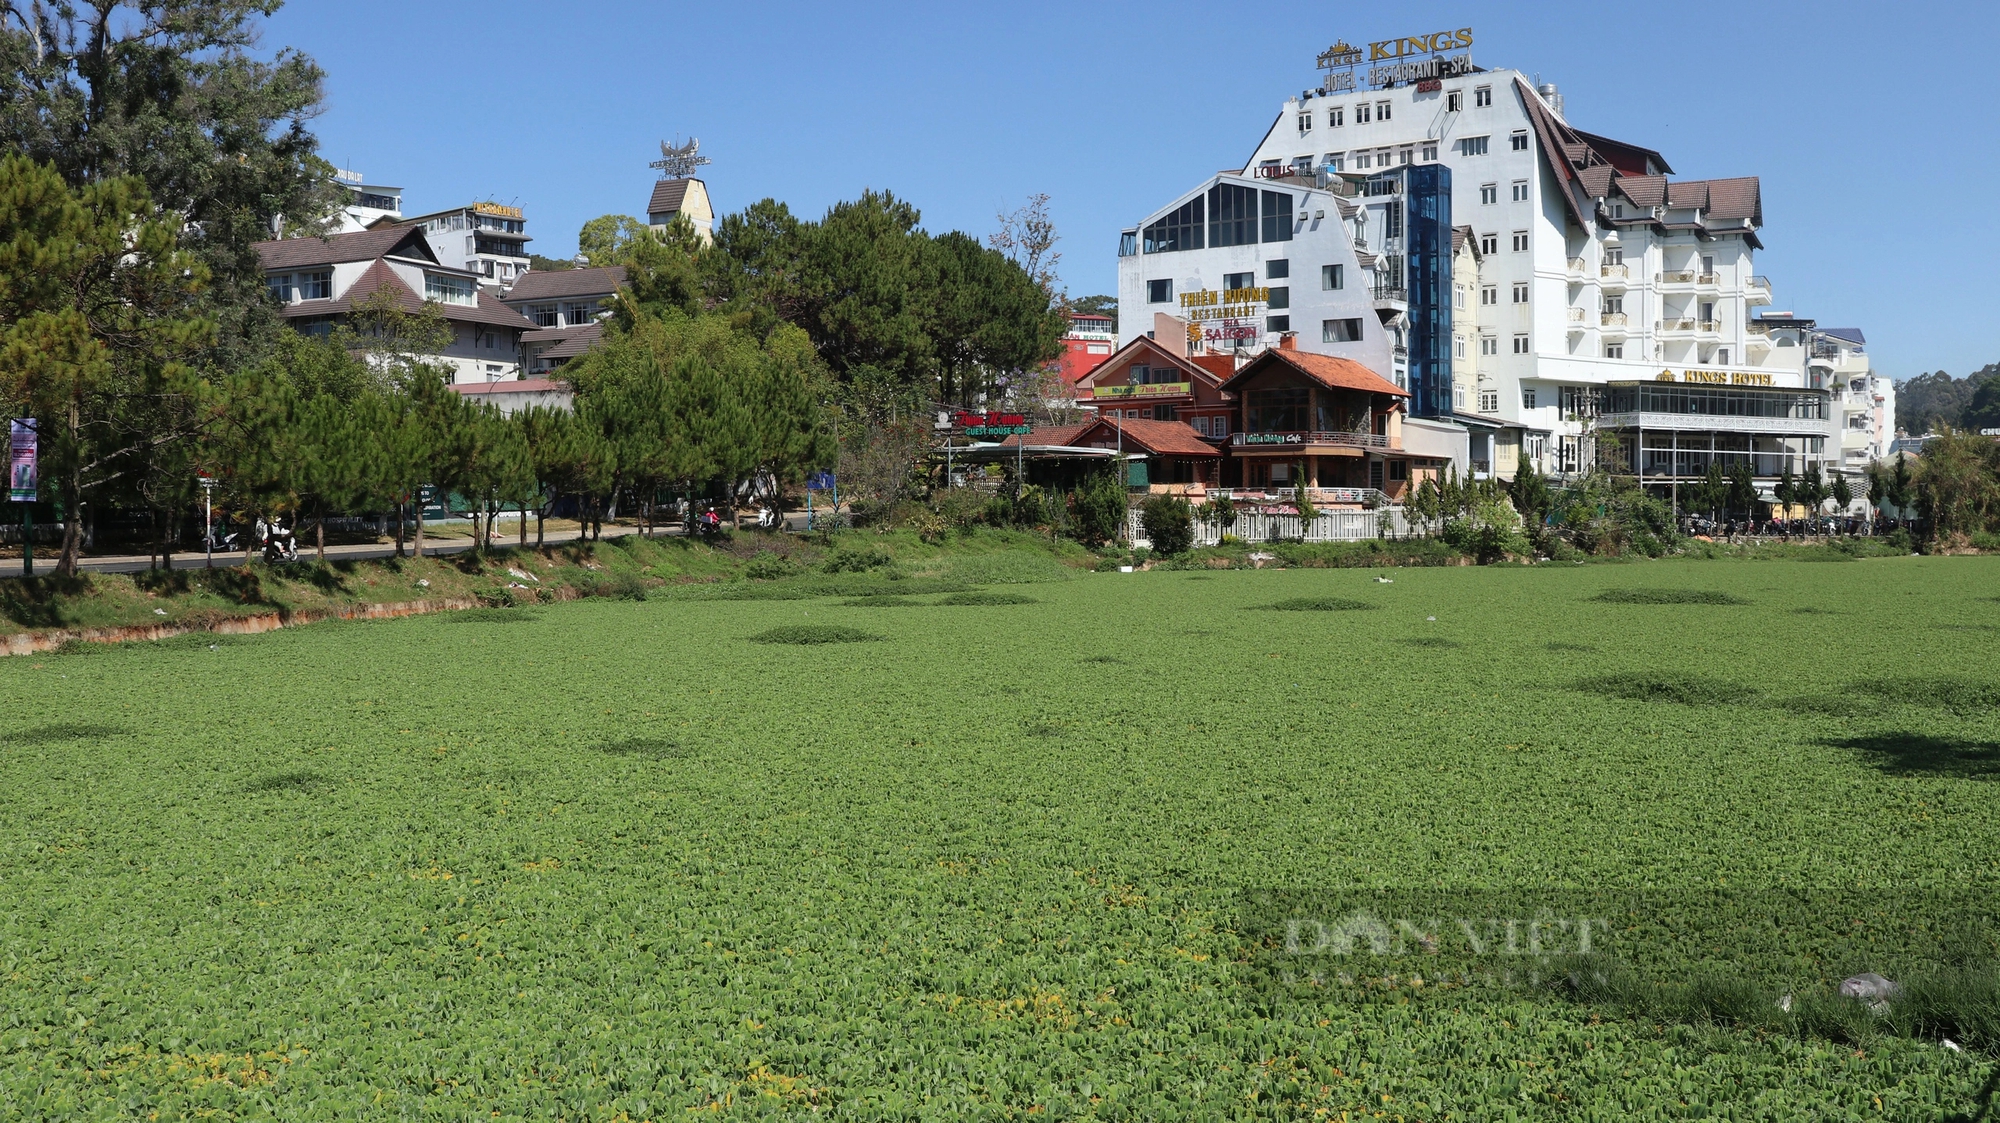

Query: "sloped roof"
<box><xmin>277</xmin><ymin>260</ymin><xmax>535</xmax><ymax>330</ymax></box>
<box><xmin>1074</xmin><ymin>335</ymin><xmax>1224</xmax><ymax>389</ymax></box>
<box><xmin>254</xmin><ymin>226</ymin><xmax>433</xmax><ymax>271</ymax></box>
<box><xmin>1220</xmin><ymin>348</ymin><xmax>1409</xmax><ymax>398</ymax></box>
<box><xmin>1821</xmin><ymin>328</ymin><xmax>1866</xmax><ymax>345</ymax></box>
<box><xmin>1700</xmin><ymin>177</ymin><xmax>1761</xmax><ymax>223</ymax></box>
<box><xmin>647</xmin><ymin>178</ymin><xmax>695</xmax><ymax>216</ymax></box>
<box><xmin>538</xmin><ymin>322</ymin><xmax>604</xmax><ymax>360</ymax></box>
<box><xmin>1071</xmin><ymin>417</ymin><xmax>1220</xmax><ymax>457</ymax></box>
<box><xmin>1573</xmin><ymin>129</ymin><xmax>1673</xmax><ymax>176</ymax></box>
<box><xmin>997</xmin><ymin>423</ymin><xmax>1093</xmax><ymax>449</ymax></box>
<box><xmin>501</xmin><ymin>265</ymin><xmax>628</xmax><ymax>305</ymax></box>
<box><xmin>1614</xmin><ymin>175</ymin><xmax>1667</xmax><ymax>208</ymax></box>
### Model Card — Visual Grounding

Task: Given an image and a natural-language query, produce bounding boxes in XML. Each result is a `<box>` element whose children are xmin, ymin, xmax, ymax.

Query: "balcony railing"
<box><xmin>1566</xmin><ymin>257</ymin><xmax>1587</xmax><ymax>276</ymax></box>
<box><xmin>1696</xmin><ymin>272</ymin><xmax>1720</xmax><ymax>286</ymax></box>
<box><xmin>1566</xmin><ymin>307</ymin><xmax>1587</xmax><ymax>324</ymax></box>
<box><xmin>1232</xmin><ymin>430</ymin><xmax>1390</xmax><ymax>450</ymax></box>
<box><xmin>1658</xmin><ymin>318</ymin><xmax>1695</xmax><ymax>332</ymax></box>
<box><xmin>1600</xmin><ymin>263</ymin><xmax>1629</xmax><ymax>281</ymax></box>
<box><xmin>1658</xmin><ymin>270</ymin><xmax>1695</xmax><ymax>284</ymax></box>
<box><xmin>1372</xmin><ymin>286</ymin><xmax>1407</xmax><ymax>302</ymax></box>
<box><xmin>1601</xmin><ymin>312</ymin><xmax>1628</xmax><ymax>328</ymax></box>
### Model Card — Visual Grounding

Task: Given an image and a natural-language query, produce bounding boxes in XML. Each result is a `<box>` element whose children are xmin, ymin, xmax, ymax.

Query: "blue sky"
<box><xmin>268</xmin><ymin>0</ymin><xmax>1999</xmax><ymax>380</ymax></box>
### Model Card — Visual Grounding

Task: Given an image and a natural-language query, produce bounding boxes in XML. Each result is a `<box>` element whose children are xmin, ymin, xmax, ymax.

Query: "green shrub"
<box><xmin>1574</xmin><ymin>674</ymin><xmax>1759</xmax><ymax>705</ymax></box>
<box><xmin>937</xmin><ymin>591</ymin><xmax>1038</xmax><ymax>605</ymax></box>
<box><xmin>748</xmin><ymin>625</ymin><xmax>880</xmax><ymax>645</ymax></box>
<box><xmin>1261</xmin><ymin>596</ymin><xmax>1379</xmax><ymax>612</ymax></box>
<box><xmin>821</xmin><ymin>545</ymin><xmax>892</xmax><ymax>574</ymax></box>
<box><xmin>1592</xmin><ymin>588</ymin><xmax>1748</xmax><ymax>605</ymax></box>
<box><xmin>744</xmin><ymin>551</ymin><xmax>800</xmax><ymax>580</ymax></box>
<box><xmin>1140</xmin><ymin>494</ymin><xmax>1195</xmax><ymax>556</ymax></box>
<box><xmin>1071</xmin><ymin>468</ymin><xmax>1128</xmax><ymax>548</ymax></box>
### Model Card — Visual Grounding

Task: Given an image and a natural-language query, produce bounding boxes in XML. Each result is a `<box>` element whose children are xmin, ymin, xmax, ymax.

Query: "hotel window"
<box><xmin>1512</xmin><ymin>282</ymin><xmax>1528</xmax><ymax>303</ymax></box>
<box><xmin>563</xmin><ymin>301</ymin><xmax>596</xmax><ymax>325</ymax></box>
<box><xmin>1191</xmin><ymin>416</ymin><xmax>1208</xmax><ymax>436</ymax></box>
<box><xmin>1398</xmin><ymin>146</ymin><xmax>1413</xmax><ymax>165</ymax></box>
<box><xmin>1353</xmin><ymin>151</ymin><xmax>1371</xmax><ymax>169</ymax></box>
<box><xmin>1611</xmin><ymin>203</ymin><xmax>1626</xmax><ymax>218</ymax></box>
<box><xmin>296</xmin><ymin>269</ymin><xmax>331</xmax><ymax>300</ymax></box>
<box><xmin>424</xmin><ymin>272</ymin><xmax>476</xmax><ymax>305</ymax></box>
<box><xmin>1143</xmin><ymin>195</ymin><xmax>1204</xmax><ymax>253</ymax></box>
<box><xmin>1266</xmin><ymin>259</ymin><xmax>1289</xmax><ymax>280</ymax></box>
<box><xmin>264</xmin><ymin>273</ymin><xmax>292</xmax><ymax>302</ymax></box>
<box><xmin>1267</xmin><ymin>286</ymin><xmax>1289</xmax><ymax>310</ymax></box>
<box><xmin>1511</xmin><ymin>131</ymin><xmax>1529</xmax><ymax>151</ymax></box>
<box><xmin>1224</xmin><ymin>271</ymin><xmax>1254</xmax><ymax>292</ymax></box>
<box><xmin>1375</xmin><ymin>101</ymin><xmax>1392</xmax><ymax>120</ymax></box>
<box><xmin>1321</xmin><ymin>263</ymin><xmax>1343</xmax><ymax>290</ymax></box>
<box><xmin>1211</xmin><ymin>414</ymin><xmax>1229</xmax><ymax>437</ymax></box>
<box><xmin>1329</xmin><ymin>106</ymin><xmax>1344</xmax><ymax>127</ymax></box>
<box><xmin>1716</xmin><ymin>348</ymin><xmax>1730</xmax><ymax>364</ymax></box>
<box><xmin>1322</xmin><ymin>317</ymin><xmax>1364</xmax><ymax>342</ymax></box>
<box><xmin>1474</xmin><ymin>86</ymin><xmax>1492</xmax><ymax>107</ymax></box>
<box><xmin>1512</xmin><ymin>231</ymin><xmax>1529</xmax><ymax>252</ymax></box>
<box><xmin>1324</xmin><ymin>152</ymin><xmax>1343</xmax><ymax>171</ymax></box>
<box><xmin>1383</xmin><ymin>201</ymin><xmax>1403</xmax><ymax>240</ymax></box>
<box><xmin>1259</xmin><ymin>189</ymin><xmax>1294</xmax><ymax>243</ymax></box>
<box><xmin>1513</xmin><ymin>333</ymin><xmax>1530</xmax><ymax>354</ymax></box>
<box><xmin>1454</xmin><ymin>336</ymin><xmax>1467</xmax><ymax>359</ymax></box>
<box><xmin>1480</xmin><ymin>183</ymin><xmax>1497</xmax><ymax>205</ymax></box>
<box><xmin>1478</xmin><ymin>232</ymin><xmax>1498</xmax><ymax>255</ymax></box>
<box><xmin>1146</xmin><ymin>279</ymin><xmax>1171</xmax><ymax>303</ymax></box>
<box><xmin>1355</xmin><ymin>103</ymin><xmax>1371</xmax><ymax>124</ymax></box>
<box><xmin>1454</xmin><ymin>286</ymin><xmax>1466</xmax><ymax>310</ymax></box>
<box><xmin>1605</xmin><ymin>245</ymin><xmax>1624</xmax><ymax>265</ymax></box>
<box><xmin>1511</xmin><ymin>180</ymin><xmax>1529</xmax><ymax>202</ymax></box>
<box><xmin>1208</xmin><ymin>182</ymin><xmax>1258</xmax><ymax>247</ymax></box>
<box><xmin>1480</xmin><ymin>390</ymin><xmax>1499</xmax><ymax>412</ymax></box>
<box><xmin>1422</xmin><ymin>142</ymin><xmax>1437</xmax><ymax>161</ymax></box>
<box><xmin>528</xmin><ymin>303</ymin><xmax>558</xmax><ymax>327</ymax></box>
<box><xmin>1447</xmin><ymin>90</ymin><xmax>1463</xmax><ymax>112</ymax></box>
<box><xmin>1375</xmin><ymin>148</ymin><xmax>1391</xmax><ymax>167</ymax></box>
<box><xmin>1266</xmin><ymin>315</ymin><xmax>1291</xmax><ymax>333</ymax></box>
<box><xmin>1290</xmin><ymin>155</ymin><xmax>1313</xmax><ymax>178</ymax></box>
<box><xmin>1461</xmin><ymin>135</ymin><xmax>1489</xmax><ymax>156</ymax></box>
<box><xmin>1298</xmin><ymin>112</ymin><xmax>1312</xmax><ymax>133</ymax></box>
<box><xmin>1605</xmin><ymin>343</ymin><xmax>1624</xmax><ymax>359</ymax></box>
<box><xmin>1522</xmin><ymin>388</ymin><xmax>1537</xmax><ymax>409</ymax></box>
<box><xmin>1603</xmin><ymin>295</ymin><xmax>1623</xmax><ymax>315</ymax></box>
<box><xmin>1389</xmin><ymin>460</ymin><xmax>1409</xmax><ymax>482</ymax></box>
<box><xmin>1480</xmin><ymin>284</ymin><xmax>1497</xmax><ymax>305</ymax></box>
<box><xmin>1480</xmin><ymin>335</ymin><xmax>1497</xmax><ymax>356</ymax></box>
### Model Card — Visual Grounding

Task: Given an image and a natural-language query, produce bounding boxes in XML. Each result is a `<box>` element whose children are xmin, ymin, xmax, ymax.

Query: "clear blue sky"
<box><xmin>268</xmin><ymin>0</ymin><xmax>1998</xmax><ymax>381</ymax></box>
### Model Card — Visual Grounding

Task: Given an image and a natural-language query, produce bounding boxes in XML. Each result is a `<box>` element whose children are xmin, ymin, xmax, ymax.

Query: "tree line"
<box><xmin>0</xmin><ymin>3</ymin><xmax>1068</xmax><ymax>575</ymax></box>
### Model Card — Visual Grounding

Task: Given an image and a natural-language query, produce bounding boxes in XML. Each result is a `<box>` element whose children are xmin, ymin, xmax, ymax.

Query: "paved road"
<box><xmin>28</xmin><ymin>512</ymin><xmax>826</xmax><ymax>576</ymax></box>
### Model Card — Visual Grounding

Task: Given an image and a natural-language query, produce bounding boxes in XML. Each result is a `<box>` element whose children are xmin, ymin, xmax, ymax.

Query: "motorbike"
<box><xmin>690</xmin><ymin>507</ymin><xmax>724</xmax><ymax>540</ymax></box>
<box><xmin>258</xmin><ymin>518</ymin><xmax>300</xmax><ymax>563</ymax></box>
<box><xmin>756</xmin><ymin>504</ymin><xmax>781</xmax><ymax>530</ymax></box>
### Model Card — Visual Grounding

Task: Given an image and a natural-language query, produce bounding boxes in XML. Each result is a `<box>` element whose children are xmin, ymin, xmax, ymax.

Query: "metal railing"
<box><xmin>1600</xmin><ymin>312</ymin><xmax>1628</xmax><ymax>328</ymax></box>
<box><xmin>1658</xmin><ymin>270</ymin><xmax>1696</xmax><ymax>284</ymax></box>
<box><xmin>1372</xmin><ymin>286</ymin><xmax>1407</xmax><ymax>302</ymax></box>
<box><xmin>1696</xmin><ymin>272</ymin><xmax>1720</xmax><ymax>286</ymax></box>
<box><xmin>1600</xmin><ymin>263</ymin><xmax>1629</xmax><ymax>280</ymax></box>
<box><xmin>1566</xmin><ymin>257</ymin><xmax>1587</xmax><ymax>274</ymax></box>
<box><xmin>1130</xmin><ymin>506</ymin><xmax>1412</xmax><ymax>548</ymax></box>
<box><xmin>1566</xmin><ymin>307</ymin><xmax>1587</xmax><ymax>324</ymax></box>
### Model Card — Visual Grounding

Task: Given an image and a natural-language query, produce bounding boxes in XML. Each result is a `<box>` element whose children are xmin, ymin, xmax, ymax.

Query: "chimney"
<box><xmin>1279</xmin><ymin>332</ymin><xmax>1298</xmax><ymax>351</ymax></box>
<box><xmin>1153</xmin><ymin>311</ymin><xmax>1189</xmax><ymax>357</ymax></box>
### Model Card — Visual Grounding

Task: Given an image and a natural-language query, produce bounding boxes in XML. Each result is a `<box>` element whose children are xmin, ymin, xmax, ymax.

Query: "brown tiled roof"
<box><xmin>277</xmin><ymin>260</ymin><xmax>534</xmax><ymax>330</ymax></box>
<box><xmin>254</xmin><ymin>226</ymin><xmax>432</xmax><ymax>270</ymax></box>
<box><xmin>1190</xmin><ymin>354</ymin><xmax>1237</xmax><ymax>381</ymax></box>
<box><xmin>997</xmin><ymin>423</ymin><xmax>1093</xmax><ymax>449</ymax></box>
<box><xmin>1698</xmin><ymin>177</ymin><xmax>1760</xmax><ymax>222</ymax></box>
<box><xmin>1075</xmin><ymin>417</ymin><xmax>1220</xmax><ymax>458</ymax></box>
<box><xmin>1614</xmin><ymin>175</ymin><xmax>1667</xmax><ymax>208</ymax></box>
<box><xmin>1075</xmin><ymin>336</ymin><xmax>1223</xmax><ymax>389</ymax></box>
<box><xmin>501</xmin><ymin>265</ymin><xmax>628</xmax><ymax>305</ymax></box>
<box><xmin>647</xmin><ymin>179</ymin><xmax>692</xmax><ymax>216</ymax></box>
<box><xmin>538</xmin><ymin>322</ymin><xmax>604</xmax><ymax>360</ymax></box>
<box><xmin>520</xmin><ymin>326</ymin><xmax>576</xmax><ymax>343</ymax></box>
<box><xmin>451</xmin><ymin>379</ymin><xmax>568</xmax><ymax>395</ymax></box>
<box><xmin>1450</xmin><ymin>224</ymin><xmax>1478</xmax><ymax>259</ymax></box>
<box><xmin>1221</xmin><ymin>349</ymin><xmax>1409</xmax><ymax>398</ymax></box>
<box><xmin>1665</xmin><ymin>180</ymin><xmax>1708</xmax><ymax>209</ymax></box>
<box><xmin>1576</xmin><ymin>165</ymin><xmax>1616</xmax><ymax>199</ymax></box>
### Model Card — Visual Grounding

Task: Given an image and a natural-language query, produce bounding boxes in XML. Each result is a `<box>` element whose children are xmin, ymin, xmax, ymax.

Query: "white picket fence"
<box><xmin>1127</xmin><ymin>506</ymin><xmax>1410</xmax><ymax>548</ymax></box>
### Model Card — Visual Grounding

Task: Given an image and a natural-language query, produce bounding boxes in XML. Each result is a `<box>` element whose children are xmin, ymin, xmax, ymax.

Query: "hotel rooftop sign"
<box><xmin>1318</xmin><ymin>28</ymin><xmax>1475</xmax><ymax>92</ymax></box>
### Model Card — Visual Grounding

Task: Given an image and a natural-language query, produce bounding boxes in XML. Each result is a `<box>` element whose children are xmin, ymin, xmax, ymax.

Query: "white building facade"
<box><xmin>403</xmin><ymin>202</ymin><xmax>533</xmax><ymax>288</ymax></box>
<box><xmin>1240</xmin><ymin>40</ymin><xmax>1863</xmax><ymax>496</ymax></box>
<box><xmin>329</xmin><ymin>170</ymin><xmax>402</xmax><ymax>233</ymax></box>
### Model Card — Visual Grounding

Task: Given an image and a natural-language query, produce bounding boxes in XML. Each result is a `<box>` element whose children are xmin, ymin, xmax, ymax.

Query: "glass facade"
<box><xmin>1401</xmin><ymin>164</ymin><xmax>1453</xmax><ymax>419</ymax></box>
<box><xmin>1601</xmin><ymin>384</ymin><xmax>1827</xmax><ymax>421</ymax></box>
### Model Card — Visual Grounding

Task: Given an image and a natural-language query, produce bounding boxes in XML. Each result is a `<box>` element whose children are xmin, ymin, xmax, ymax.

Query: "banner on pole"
<box><xmin>805</xmin><ymin>471</ymin><xmax>836</xmax><ymax>491</ymax></box>
<box><xmin>8</xmin><ymin>419</ymin><xmax>34</xmax><ymax>502</ymax></box>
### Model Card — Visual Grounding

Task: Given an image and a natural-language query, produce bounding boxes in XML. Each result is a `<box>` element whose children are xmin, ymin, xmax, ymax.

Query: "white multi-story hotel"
<box><xmin>402</xmin><ymin>201</ymin><xmax>534</xmax><ymax>288</ymax></box>
<box><xmin>328</xmin><ymin>169</ymin><xmax>402</xmax><ymax>233</ymax></box>
<box><xmin>1217</xmin><ymin>31</ymin><xmax>1877</xmax><ymax>493</ymax></box>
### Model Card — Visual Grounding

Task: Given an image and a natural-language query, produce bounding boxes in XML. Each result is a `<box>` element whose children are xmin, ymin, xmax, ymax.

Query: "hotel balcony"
<box><xmin>1746</xmin><ymin>275</ymin><xmax>1772</xmax><ymax>306</ymax></box>
<box><xmin>1600</xmin><ymin>312</ymin><xmax>1629</xmax><ymax>334</ymax></box>
<box><xmin>1599</xmin><ymin>263</ymin><xmax>1630</xmax><ymax>288</ymax></box>
<box><xmin>1658</xmin><ymin>270</ymin><xmax>1696</xmax><ymax>285</ymax></box>
<box><xmin>1657</xmin><ymin>319</ymin><xmax>1721</xmax><ymax>336</ymax></box>
<box><xmin>1566</xmin><ymin>307</ymin><xmax>1588</xmax><ymax>332</ymax></box>
<box><xmin>1695</xmin><ymin>272</ymin><xmax>1720</xmax><ymax>289</ymax></box>
<box><xmin>1566</xmin><ymin>257</ymin><xmax>1588</xmax><ymax>281</ymax></box>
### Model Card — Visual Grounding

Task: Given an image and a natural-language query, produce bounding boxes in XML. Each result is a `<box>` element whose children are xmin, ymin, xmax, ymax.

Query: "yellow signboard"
<box><xmin>473</xmin><ymin>201</ymin><xmax>523</xmax><ymax>219</ymax></box>
<box><xmin>1369</xmin><ymin>28</ymin><xmax>1474</xmax><ymax>61</ymax></box>
<box><xmin>1094</xmin><ymin>382</ymin><xmax>1191</xmax><ymax>399</ymax></box>
<box><xmin>1654</xmin><ymin>369</ymin><xmax>1776</xmax><ymax>387</ymax></box>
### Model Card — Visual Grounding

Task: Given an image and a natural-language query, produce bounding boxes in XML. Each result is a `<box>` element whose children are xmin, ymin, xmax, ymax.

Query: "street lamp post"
<box><xmin>197</xmin><ymin>472</ymin><xmax>217</xmax><ymax>569</ymax></box>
